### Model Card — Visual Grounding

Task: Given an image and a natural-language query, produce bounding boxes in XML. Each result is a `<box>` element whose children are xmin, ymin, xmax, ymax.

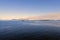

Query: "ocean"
<box><xmin>0</xmin><ymin>20</ymin><xmax>60</xmax><ymax>40</ymax></box>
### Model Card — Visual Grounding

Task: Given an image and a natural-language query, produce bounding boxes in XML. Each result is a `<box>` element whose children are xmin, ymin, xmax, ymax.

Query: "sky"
<box><xmin>0</xmin><ymin>0</ymin><xmax>60</xmax><ymax>20</ymax></box>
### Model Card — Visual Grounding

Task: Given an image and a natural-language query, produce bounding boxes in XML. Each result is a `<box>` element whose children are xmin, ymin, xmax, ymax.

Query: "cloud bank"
<box><xmin>0</xmin><ymin>13</ymin><xmax>60</xmax><ymax>20</ymax></box>
<box><xmin>27</xmin><ymin>13</ymin><xmax>60</xmax><ymax>20</ymax></box>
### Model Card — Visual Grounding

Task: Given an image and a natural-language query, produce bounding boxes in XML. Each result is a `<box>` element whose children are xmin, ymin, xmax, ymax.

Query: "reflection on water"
<box><xmin>0</xmin><ymin>20</ymin><xmax>60</xmax><ymax>40</ymax></box>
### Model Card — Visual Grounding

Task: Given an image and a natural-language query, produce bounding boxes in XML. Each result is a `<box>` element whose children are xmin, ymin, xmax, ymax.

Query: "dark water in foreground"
<box><xmin>0</xmin><ymin>20</ymin><xmax>60</xmax><ymax>40</ymax></box>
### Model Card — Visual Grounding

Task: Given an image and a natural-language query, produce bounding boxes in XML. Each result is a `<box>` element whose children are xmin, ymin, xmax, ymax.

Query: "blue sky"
<box><xmin>0</xmin><ymin>0</ymin><xmax>60</xmax><ymax>19</ymax></box>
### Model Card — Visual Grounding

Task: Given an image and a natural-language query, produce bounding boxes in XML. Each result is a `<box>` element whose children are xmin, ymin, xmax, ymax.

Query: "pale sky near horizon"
<box><xmin>0</xmin><ymin>0</ymin><xmax>60</xmax><ymax>20</ymax></box>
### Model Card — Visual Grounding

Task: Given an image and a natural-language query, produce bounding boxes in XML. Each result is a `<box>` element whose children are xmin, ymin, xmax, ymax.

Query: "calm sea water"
<box><xmin>0</xmin><ymin>20</ymin><xmax>60</xmax><ymax>40</ymax></box>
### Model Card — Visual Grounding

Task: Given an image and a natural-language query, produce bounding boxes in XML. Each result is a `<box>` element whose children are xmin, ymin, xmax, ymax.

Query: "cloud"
<box><xmin>27</xmin><ymin>13</ymin><xmax>60</xmax><ymax>20</ymax></box>
<box><xmin>0</xmin><ymin>13</ymin><xmax>60</xmax><ymax>20</ymax></box>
